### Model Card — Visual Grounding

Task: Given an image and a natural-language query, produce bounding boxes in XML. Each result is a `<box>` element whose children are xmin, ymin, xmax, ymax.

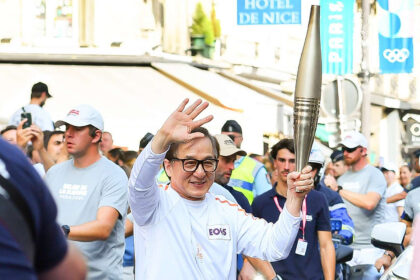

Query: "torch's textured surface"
<box><xmin>294</xmin><ymin>5</ymin><xmax>322</xmax><ymax>174</ymax></box>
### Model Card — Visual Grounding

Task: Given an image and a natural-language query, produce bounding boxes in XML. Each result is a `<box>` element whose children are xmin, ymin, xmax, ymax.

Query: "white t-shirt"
<box><xmin>129</xmin><ymin>143</ymin><xmax>302</xmax><ymax>280</ymax></box>
<box><xmin>384</xmin><ymin>182</ymin><xmax>405</xmax><ymax>222</ymax></box>
<box><xmin>9</xmin><ymin>104</ymin><xmax>54</xmax><ymax>131</ymax></box>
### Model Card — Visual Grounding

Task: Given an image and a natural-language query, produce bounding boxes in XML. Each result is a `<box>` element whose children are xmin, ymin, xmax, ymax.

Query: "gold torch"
<box><xmin>293</xmin><ymin>5</ymin><xmax>322</xmax><ymax>192</ymax></box>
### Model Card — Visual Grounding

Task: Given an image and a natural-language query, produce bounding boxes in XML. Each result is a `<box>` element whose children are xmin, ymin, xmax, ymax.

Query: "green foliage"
<box><xmin>191</xmin><ymin>2</ymin><xmax>206</xmax><ymax>35</ymax></box>
<box><xmin>191</xmin><ymin>2</ymin><xmax>217</xmax><ymax>46</ymax></box>
<box><xmin>203</xmin><ymin>16</ymin><xmax>214</xmax><ymax>45</ymax></box>
<box><xmin>211</xmin><ymin>2</ymin><xmax>221</xmax><ymax>38</ymax></box>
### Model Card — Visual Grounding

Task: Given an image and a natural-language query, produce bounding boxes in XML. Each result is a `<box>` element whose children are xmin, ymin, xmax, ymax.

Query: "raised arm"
<box><xmin>237</xmin><ymin>166</ymin><xmax>313</xmax><ymax>261</ymax></box>
<box><xmin>129</xmin><ymin>99</ymin><xmax>213</xmax><ymax>225</ymax></box>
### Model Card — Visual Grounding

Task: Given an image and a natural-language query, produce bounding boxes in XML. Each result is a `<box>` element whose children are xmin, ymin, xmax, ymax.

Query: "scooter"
<box><xmin>370</xmin><ymin>222</ymin><xmax>411</xmax><ymax>280</ymax></box>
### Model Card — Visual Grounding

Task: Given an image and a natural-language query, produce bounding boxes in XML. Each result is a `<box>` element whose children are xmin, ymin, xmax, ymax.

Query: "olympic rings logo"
<box><xmin>383</xmin><ymin>48</ymin><xmax>410</xmax><ymax>63</ymax></box>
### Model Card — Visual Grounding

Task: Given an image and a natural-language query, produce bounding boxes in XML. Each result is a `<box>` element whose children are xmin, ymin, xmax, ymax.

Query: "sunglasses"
<box><xmin>342</xmin><ymin>146</ymin><xmax>360</xmax><ymax>153</ymax></box>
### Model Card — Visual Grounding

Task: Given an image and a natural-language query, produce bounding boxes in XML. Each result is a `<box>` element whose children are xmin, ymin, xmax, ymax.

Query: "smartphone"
<box><xmin>21</xmin><ymin>112</ymin><xmax>32</xmax><ymax>129</ymax></box>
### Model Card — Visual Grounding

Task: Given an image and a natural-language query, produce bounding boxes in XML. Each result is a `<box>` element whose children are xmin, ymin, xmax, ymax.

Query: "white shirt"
<box><xmin>129</xmin><ymin>143</ymin><xmax>301</xmax><ymax>280</ymax></box>
<box><xmin>384</xmin><ymin>182</ymin><xmax>405</xmax><ymax>222</ymax></box>
<box><xmin>9</xmin><ymin>104</ymin><xmax>54</xmax><ymax>131</ymax></box>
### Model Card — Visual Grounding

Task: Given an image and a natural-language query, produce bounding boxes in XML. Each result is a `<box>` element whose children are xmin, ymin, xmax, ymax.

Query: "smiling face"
<box><xmin>399</xmin><ymin>166</ymin><xmax>412</xmax><ymax>187</ymax></box>
<box><xmin>164</xmin><ymin>137</ymin><xmax>217</xmax><ymax>200</ymax></box>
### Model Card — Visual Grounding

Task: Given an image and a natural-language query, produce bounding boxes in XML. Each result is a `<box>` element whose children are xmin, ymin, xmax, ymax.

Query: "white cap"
<box><xmin>381</xmin><ymin>161</ymin><xmax>397</xmax><ymax>173</ymax></box>
<box><xmin>340</xmin><ymin>131</ymin><xmax>368</xmax><ymax>149</ymax></box>
<box><xmin>308</xmin><ymin>146</ymin><xmax>325</xmax><ymax>165</ymax></box>
<box><xmin>55</xmin><ymin>104</ymin><xmax>104</xmax><ymax>131</ymax></box>
<box><xmin>214</xmin><ymin>134</ymin><xmax>246</xmax><ymax>157</ymax></box>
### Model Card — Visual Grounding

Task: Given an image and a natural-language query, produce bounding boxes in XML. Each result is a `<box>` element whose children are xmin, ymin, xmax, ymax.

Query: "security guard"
<box><xmin>221</xmin><ymin>120</ymin><xmax>272</xmax><ymax>204</ymax></box>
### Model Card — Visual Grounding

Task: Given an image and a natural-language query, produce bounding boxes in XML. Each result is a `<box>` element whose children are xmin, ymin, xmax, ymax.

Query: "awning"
<box><xmin>0</xmin><ymin>63</ymin><xmax>285</xmax><ymax>153</ymax></box>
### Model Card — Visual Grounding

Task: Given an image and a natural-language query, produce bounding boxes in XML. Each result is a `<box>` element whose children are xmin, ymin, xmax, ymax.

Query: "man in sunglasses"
<box><xmin>128</xmin><ymin>99</ymin><xmax>314</xmax><ymax>280</ymax></box>
<box><xmin>329</xmin><ymin>131</ymin><xmax>386</xmax><ymax>279</ymax></box>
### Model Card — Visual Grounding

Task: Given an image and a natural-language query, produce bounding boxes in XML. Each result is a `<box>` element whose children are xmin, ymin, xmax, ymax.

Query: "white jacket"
<box><xmin>129</xmin><ymin>143</ymin><xmax>301</xmax><ymax>280</ymax></box>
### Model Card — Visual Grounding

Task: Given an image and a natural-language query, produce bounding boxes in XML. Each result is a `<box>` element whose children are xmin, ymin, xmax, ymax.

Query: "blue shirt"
<box><xmin>0</xmin><ymin>138</ymin><xmax>67</xmax><ymax>279</ymax></box>
<box><xmin>410</xmin><ymin>176</ymin><xmax>420</xmax><ymax>191</ymax></box>
<box><xmin>223</xmin><ymin>184</ymin><xmax>252</xmax><ymax>213</ymax></box>
<box><xmin>252</xmin><ymin>187</ymin><xmax>331</xmax><ymax>280</ymax></box>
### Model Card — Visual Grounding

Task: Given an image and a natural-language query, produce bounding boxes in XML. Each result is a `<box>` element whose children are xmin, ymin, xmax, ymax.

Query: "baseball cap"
<box><xmin>381</xmin><ymin>161</ymin><xmax>397</xmax><ymax>173</ymax></box>
<box><xmin>330</xmin><ymin>150</ymin><xmax>344</xmax><ymax>163</ymax></box>
<box><xmin>308</xmin><ymin>147</ymin><xmax>325</xmax><ymax>165</ymax></box>
<box><xmin>55</xmin><ymin>104</ymin><xmax>104</xmax><ymax>131</ymax></box>
<box><xmin>214</xmin><ymin>134</ymin><xmax>246</xmax><ymax>157</ymax></box>
<box><xmin>139</xmin><ymin>132</ymin><xmax>154</xmax><ymax>149</ymax></box>
<box><xmin>32</xmin><ymin>82</ymin><xmax>52</xmax><ymax>98</ymax></box>
<box><xmin>221</xmin><ymin>120</ymin><xmax>242</xmax><ymax>134</ymax></box>
<box><xmin>340</xmin><ymin>131</ymin><xmax>368</xmax><ymax>149</ymax></box>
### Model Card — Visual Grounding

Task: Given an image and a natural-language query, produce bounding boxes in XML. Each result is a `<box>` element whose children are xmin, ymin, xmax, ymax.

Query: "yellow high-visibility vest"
<box><xmin>229</xmin><ymin>156</ymin><xmax>264</xmax><ymax>204</ymax></box>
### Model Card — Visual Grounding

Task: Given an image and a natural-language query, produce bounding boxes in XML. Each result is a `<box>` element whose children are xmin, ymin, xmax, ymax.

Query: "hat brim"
<box><xmin>55</xmin><ymin>119</ymin><xmax>96</xmax><ymax>129</ymax></box>
<box><xmin>220</xmin><ymin>148</ymin><xmax>246</xmax><ymax>157</ymax></box>
<box><xmin>339</xmin><ymin>141</ymin><xmax>358</xmax><ymax>149</ymax></box>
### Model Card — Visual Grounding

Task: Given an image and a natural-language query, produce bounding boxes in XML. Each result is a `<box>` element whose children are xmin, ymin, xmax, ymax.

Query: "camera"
<box><xmin>21</xmin><ymin>112</ymin><xmax>32</xmax><ymax>129</ymax></box>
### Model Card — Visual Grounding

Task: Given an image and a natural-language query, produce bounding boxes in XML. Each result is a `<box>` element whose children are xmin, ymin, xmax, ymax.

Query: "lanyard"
<box><xmin>273</xmin><ymin>196</ymin><xmax>307</xmax><ymax>241</ymax></box>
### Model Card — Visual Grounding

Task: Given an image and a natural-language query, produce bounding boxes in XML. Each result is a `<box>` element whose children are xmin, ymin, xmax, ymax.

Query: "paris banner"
<box><xmin>320</xmin><ymin>0</ymin><xmax>355</xmax><ymax>75</ymax></box>
<box><xmin>377</xmin><ymin>0</ymin><xmax>414</xmax><ymax>73</ymax></box>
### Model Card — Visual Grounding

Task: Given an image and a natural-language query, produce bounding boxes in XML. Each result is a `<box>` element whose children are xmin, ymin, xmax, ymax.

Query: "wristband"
<box><xmin>384</xmin><ymin>251</ymin><xmax>394</xmax><ymax>260</ymax></box>
<box><xmin>62</xmin><ymin>225</ymin><xmax>70</xmax><ymax>237</ymax></box>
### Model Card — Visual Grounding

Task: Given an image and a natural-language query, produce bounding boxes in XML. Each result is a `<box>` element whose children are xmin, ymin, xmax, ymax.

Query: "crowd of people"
<box><xmin>1</xmin><ymin>82</ymin><xmax>420</xmax><ymax>280</ymax></box>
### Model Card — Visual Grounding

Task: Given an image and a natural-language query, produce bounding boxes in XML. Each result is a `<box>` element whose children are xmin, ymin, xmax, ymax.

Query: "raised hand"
<box><xmin>152</xmin><ymin>99</ymin><xmax>213</xmax><ymax>154</ymax></box>
<box><xmin>29</xmin><ymin>125</ymin><xmax>44</xmax><ymax>151</ymax></box>
<box><xmin>16</xmin><ymin>119</ymin><xmax>33</xmax><ymax>150</ymax></box>
<box><xmin>285</xmin><ymin>165</ymin><xmax>314</xmax><ymax>217</ymax></box>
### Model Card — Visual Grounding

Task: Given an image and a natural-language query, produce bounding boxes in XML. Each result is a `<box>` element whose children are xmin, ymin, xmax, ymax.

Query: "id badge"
<box><xmin>295</xmin><ymin>239</ymin><xmax>307</xmax><ymax>256</ymax></box>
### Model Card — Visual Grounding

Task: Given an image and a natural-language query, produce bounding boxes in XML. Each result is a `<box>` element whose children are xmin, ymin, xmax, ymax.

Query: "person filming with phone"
<box><xmin>9</xmin><ymin>82</ymin><xmax>54</xmax><ymax>131</ymax></box>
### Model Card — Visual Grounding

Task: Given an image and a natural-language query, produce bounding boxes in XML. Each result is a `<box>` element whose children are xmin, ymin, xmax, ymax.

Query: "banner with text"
<box><xmin>237</xmin><ymin>0</ymin><xmax>301</xmax><ymax>25</ymax></box>
<box><xmin>320</xmin><ymin>0</ymin><xmax>354</xmax><ymax>75</ymax></box>
<box><xmin>377</xmin><ymin>0</ymin><xmax>414</xmax><ymax>73</ymax></box>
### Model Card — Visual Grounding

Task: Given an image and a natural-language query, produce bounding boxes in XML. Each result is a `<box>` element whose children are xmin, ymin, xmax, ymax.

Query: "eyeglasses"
<box><xmin>342</xmin><ymin>146</ymin><xmax>360</xmax><ymax>153</ymax></box>
<box><xmin>171</xmin><ymin>158</ymin><xmax>219</xmax><ymax>172</ymax></box>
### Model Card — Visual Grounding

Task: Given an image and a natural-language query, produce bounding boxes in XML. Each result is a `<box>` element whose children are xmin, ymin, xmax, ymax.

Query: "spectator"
<box><xmin>100</xmin><ymin>131</ymin><xmax>113</xmax><ymax>154</ymax></box>
<box><xmin>381</xmin><ymin>162</ymin><xmax>405</xmax><ymax>222</ymax></box>
<box><xmin>401</xmin><ymin>186</ymin><xmax>420</xmax><ymax>246</ymax></box>
<box><xmin>399</xmin><ymin>164</ymin><xmax>413</xmax><ymax>190</ymax></box>
<box><xmin>46</xmin><ymin>104</ymin><xmax>128</xmax><ymax>280</ymax></box>
<box><xmin>252</xmin><ymin>138</ymin><xmax>335</xmax><ymax>280</ymax></box>
<box><xmin>138</xmin><ymin>132</ymin><xmax>154</xmax><ymax>154</ymax></box>
<box><xmin>214</xmin><ymin>134</ymin><xmax>276</xmax><ymax>279</ymax></box>
<box><xmin>221</xmin><ymin>120</ymin><xmax>272</xmax><ymax>204</ymax></box>
<box><xmin>129</xmin><ymin>99</ymin><xmax>313</xmax><ymax>279</ymax></box>
<box><xmin>123</xmin><ymin>150</ymin><xmax>138</xmax><ymax>171</ymax></box>
<box><xmin>43</xmin><ymin>130</ymin><xmax>68</xmax><ymax>164</ymax></box>
<box><xmin>324</xmin><ymin>150</ymin><xmax>348</xmax><ymax>190</ymax></box>
<box><xmin>107</xmin><ymin>147</ymin><xmax>131</xmax><ymax>177</ymax></box>
<box><xmin>308</xmin><ymin>147</ymin><xmax>354</xmax><ymax>246</ymax></box>
<box><xmin>0</xmin><ymin>125</ymin><xmax>17</xmax><ymax>144</ymax></box>
<box><xmin>9</xmin><ymin>82</ymin><xmax>54</xmax><ymax>131</ymax></box>
<box><xmin>410</xmin><ymin>149</ymin><xmax>420</xmax><ymax>191</ymax></box>
<box><xmin>331</xmin><ymin>131</ymin><xmax>386</xmax><ymax>279</ymax></box>
<box><xmin>0</xmin><ymin>138</ymin><xmax>86</xmax><ymax>279</ymax></box>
